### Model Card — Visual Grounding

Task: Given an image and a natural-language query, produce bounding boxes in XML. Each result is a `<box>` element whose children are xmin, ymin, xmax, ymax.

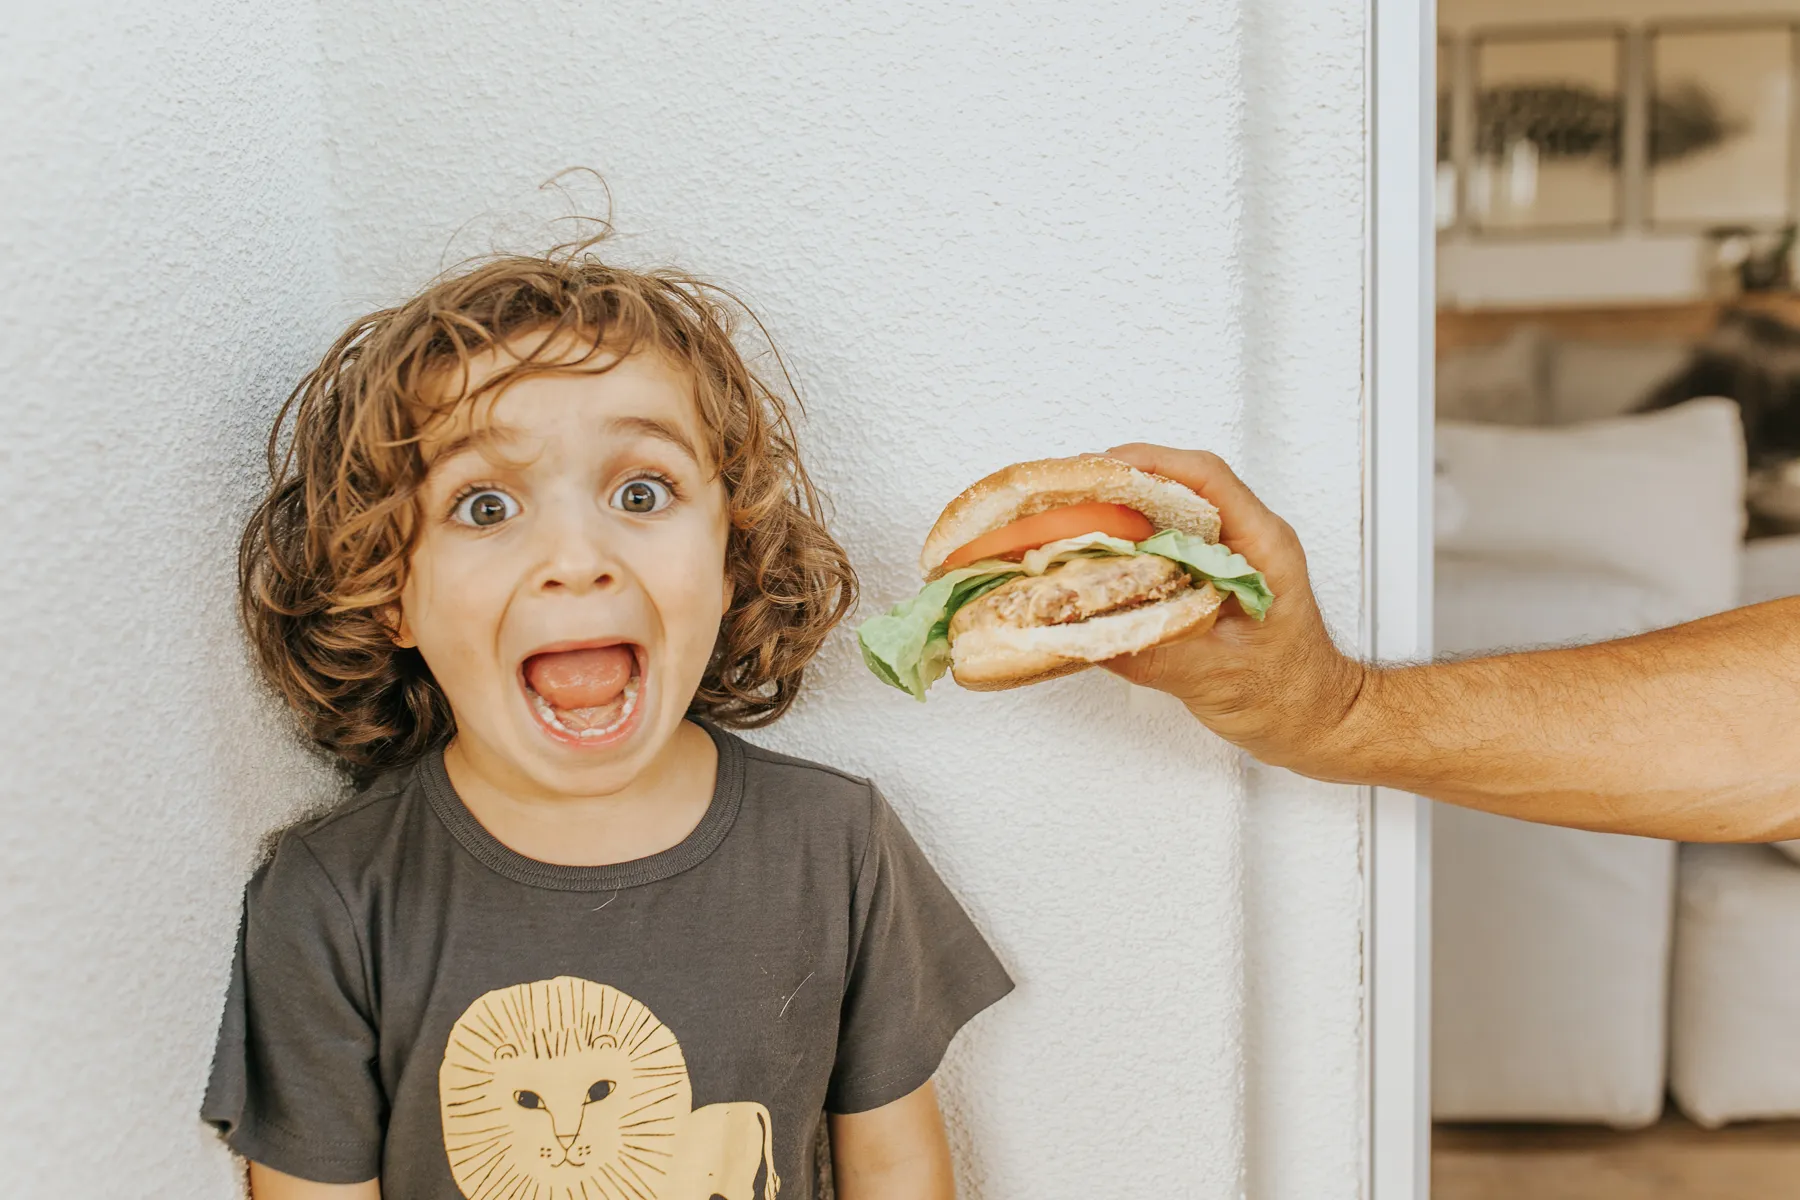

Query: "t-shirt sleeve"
<box><xmin>200</xmin><ymin>832</ymin><xmax>384</xmax><ymax>1183</ymax></box>
<box><xmin>827</xmin><ymin>787</ymin><xmax>1015</xmax><ymax>1114</ymax></box>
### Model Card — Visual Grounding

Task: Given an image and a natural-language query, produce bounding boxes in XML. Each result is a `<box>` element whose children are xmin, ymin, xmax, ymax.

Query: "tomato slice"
<box><xmin>941</xmin><ymin>502</ymin><xmax>1155</xmax><ymax>571</ymax></box>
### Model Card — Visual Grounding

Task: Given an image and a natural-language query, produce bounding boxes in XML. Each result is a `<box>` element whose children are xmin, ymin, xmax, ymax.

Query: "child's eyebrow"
<box><xmin>424</xmin><ymin>426</ymin><xmax>522</xmax><ymax>468</ymax></box>
<box><xmin>606</xmin><ymin>415</ymin><xmax>702</xmax><ymax>464</ymax></box>
<box><xmin>422</xmin><ymin>416</ymin><xmax>703</xmax><ymax>469</ymax></box>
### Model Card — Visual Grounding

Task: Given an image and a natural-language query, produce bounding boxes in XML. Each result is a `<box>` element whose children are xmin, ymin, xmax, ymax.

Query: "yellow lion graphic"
<box><xmin>439</xmin><ymin>975</ymin><xmax>778</xmax><ymax>1200</ymax></box>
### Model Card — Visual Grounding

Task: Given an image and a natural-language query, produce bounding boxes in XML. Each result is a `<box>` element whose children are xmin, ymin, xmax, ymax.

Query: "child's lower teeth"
<box><xmin>531</xmin><ymin>676</ymin><xmax>639</xmax><ymax>739</ymax></box>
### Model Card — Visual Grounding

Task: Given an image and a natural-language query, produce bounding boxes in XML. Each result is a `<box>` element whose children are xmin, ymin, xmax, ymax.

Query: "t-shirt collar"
<box><xmin>418</xmin><ymin>720</ymin><xmax>745</xmax><ymax>892</ymax></box>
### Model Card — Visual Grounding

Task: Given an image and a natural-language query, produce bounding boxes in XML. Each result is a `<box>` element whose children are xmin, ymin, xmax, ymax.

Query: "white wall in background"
<box><xmin>0</xmin><ymin>2</ymin><xmax>342</xmax><ymax>1196</ymax></box>
<box><xmin>318</xmin><ymin>3</ymin><xmax>1368</xmax><ymax>1192</ymax></box>
<box><xmin>1</xmin><ymin>3</ymin><xmax>1369</xmax><ymax>1196</ymax></box>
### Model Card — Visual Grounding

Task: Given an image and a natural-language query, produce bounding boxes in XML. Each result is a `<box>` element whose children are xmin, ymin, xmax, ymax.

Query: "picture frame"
<box><xmin>1465</xmin><ymin>26</ymin><xmax>1626</xmax><ymax>236</ymax></box>
<box><xmin>1647</xmin><ymin>21</ymin><xmax>1798</xmax><ymax>231</ymax></box>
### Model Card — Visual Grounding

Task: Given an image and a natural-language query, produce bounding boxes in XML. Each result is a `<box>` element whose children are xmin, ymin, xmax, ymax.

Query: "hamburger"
<box><xmin>858</xmin><ymin>454</ymin><xmax>1273</xmax><ymax>698</ymax></box>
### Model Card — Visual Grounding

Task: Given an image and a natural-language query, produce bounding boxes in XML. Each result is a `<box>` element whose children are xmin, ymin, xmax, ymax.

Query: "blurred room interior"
<box><xmin>1432</xmin><ymin>1</ymin><xmax>1800</xmax><ymax>1196</ymax></box>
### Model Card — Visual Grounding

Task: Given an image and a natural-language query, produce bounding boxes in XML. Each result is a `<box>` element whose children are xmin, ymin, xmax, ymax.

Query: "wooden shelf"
<box><xmin>1438</xmin><ymin>292</ymin><xmax>1800</xmax><ymax>353</ymax></box>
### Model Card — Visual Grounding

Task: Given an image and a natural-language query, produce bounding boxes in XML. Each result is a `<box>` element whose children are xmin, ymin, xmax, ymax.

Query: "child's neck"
<box><xmin>441</xmin><ymin>720</ymin><xmax>718</xmax><ymax>868</ymax></box>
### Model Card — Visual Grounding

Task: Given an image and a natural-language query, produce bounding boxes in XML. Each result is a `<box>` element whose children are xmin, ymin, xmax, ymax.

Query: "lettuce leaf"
<box><xmin>1136</xmin><ymin>529</ymin><xmax>1275</xmax><ymax>620</ymax></box>
<box><xmin>856</xmin><ymin>565</ymin><xmax>1018</xmax><ymax>699</ymax></box>
<box><xmin>856</xmin><ymin>528</ymin><xmax>1275</xmax><ymax>699</ymax></box>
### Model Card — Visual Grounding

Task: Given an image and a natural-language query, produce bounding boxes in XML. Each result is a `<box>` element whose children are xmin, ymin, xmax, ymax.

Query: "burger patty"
<box><xmin>949</xmin><ymin>553</ymin><xmax>1191</xmax><ymax>636</ymax></box>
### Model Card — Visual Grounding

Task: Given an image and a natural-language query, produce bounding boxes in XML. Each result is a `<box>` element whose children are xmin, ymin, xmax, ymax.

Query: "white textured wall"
<box><xmin>3</xmin><ymin>2</ymin><xmax>1367</xmax><ymax>1196</ymax></box>
<box><xmin>0</xmin><ymin>2</ymin><xmax>342</xmax><ymax>1196</ymax></box>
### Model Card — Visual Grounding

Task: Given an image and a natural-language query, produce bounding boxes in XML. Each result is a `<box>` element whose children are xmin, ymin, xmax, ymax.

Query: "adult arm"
<box><xmin>829</xmin><ymin>1082</ymin><xmax>957</xmax><ymax>1200</ymax></box>
<box><xmin>247</xmin><ymin>1163</ymin><xmax>379</xmax><ymax>1200</ymax></box>
<box><xmin>1101</xmin><ymin>443</ymin><xmax>1800</xmax><ymax>842</ymax></box>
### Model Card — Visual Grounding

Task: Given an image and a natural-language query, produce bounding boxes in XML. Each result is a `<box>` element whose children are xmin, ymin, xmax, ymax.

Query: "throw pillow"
<box><xmin>1436</xmin><ymin>399</ymin><xmax>1746</xmax><ymax>618</ymax></box>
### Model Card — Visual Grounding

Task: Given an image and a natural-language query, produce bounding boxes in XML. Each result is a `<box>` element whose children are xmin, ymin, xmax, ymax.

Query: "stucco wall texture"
<box><xmin>0</xmin><ymin>3</ymin><xmax>344</xmax><ymax>1197</ymax></box>
<box><xmin>2</xmin><ymin>2</ymin><xmax>1366</xmax><ymax>1196</ymax></box>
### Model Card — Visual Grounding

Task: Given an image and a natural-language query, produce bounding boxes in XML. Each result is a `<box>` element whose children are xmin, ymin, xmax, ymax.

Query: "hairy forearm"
<box><xmin>1302</xmin><ymin>598</ymin><xmax>1800</xmax><ymax>840</ymax></box>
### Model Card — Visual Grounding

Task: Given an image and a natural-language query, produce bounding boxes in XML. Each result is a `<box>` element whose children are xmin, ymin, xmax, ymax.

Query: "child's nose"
<box><xmin>535</xmin><ymin>513</ymin><xmax>622</xmax><ymax>595</ymax></box>
<box><xmin>540</xmin><ymin>550</ymin><xmax>618</xmax><ymax>594</ymax></box>
<box><xmin>542</xmin><ymin>567</ymin><xmax>614</xmax><ymax>594</ymax></box>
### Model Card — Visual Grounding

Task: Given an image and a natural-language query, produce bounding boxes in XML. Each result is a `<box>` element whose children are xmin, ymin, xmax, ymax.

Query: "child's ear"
<box><xmin>382</xmin><ymin>604</ymin><xmax>417</xmax><ymax>649</ymax></box>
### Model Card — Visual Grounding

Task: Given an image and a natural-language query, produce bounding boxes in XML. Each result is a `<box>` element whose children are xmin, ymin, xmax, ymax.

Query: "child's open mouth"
<box><xmin>519</xmin><ymin>643</ymin><xmax>645</xmax><ymax>744</ymax></box>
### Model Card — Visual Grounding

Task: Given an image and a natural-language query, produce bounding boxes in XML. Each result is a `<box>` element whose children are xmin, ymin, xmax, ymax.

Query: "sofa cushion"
<box><xmin>1436</xmin><ymin>399</ymin><xmax>1746</xmax><ymax>618</ymax></box>
<box><xmin>1671</xmin><ymin>844</ymin><xmax>1800</xmax><ymax>1125</ymax></box>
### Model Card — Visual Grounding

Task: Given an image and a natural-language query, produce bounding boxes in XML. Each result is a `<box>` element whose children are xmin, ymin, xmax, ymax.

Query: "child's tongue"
<box><xmin>525</xmin><ymin>645</ymin><xmax>634</xmax><ymax>715</ymax></box>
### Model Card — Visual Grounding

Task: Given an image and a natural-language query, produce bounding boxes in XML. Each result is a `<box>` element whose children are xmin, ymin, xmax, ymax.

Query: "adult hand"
<box><xmin>1101</xmin><ymin>444</ymin><xmax>1365</xmax><ymax>776</ymax></box>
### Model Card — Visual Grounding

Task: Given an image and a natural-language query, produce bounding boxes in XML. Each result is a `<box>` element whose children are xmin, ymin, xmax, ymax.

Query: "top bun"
<box><xmin>921</xmin><ymin>454</ymin><xmax>1222</xmax><ymax>580</ymax></box>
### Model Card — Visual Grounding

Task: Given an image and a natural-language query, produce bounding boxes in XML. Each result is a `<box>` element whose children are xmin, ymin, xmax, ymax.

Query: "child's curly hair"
<box><xmin>240</xmin><ymin>239</ymin><xmax>857</xmax><ymax>776</ymax></box>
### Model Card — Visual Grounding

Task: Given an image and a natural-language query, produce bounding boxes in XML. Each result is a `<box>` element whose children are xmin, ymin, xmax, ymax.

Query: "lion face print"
<box><xmin>439</xmin><ymin>976</ymin><xmax>779</xmax><ymax>1200</ymax></box>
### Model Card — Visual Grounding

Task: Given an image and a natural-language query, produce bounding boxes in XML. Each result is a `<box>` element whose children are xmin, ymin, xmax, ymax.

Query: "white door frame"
<box><xmin>1365</xmin><ymin>0</ymin><xmax>1435</xmax><ymax>1198</ymax></box>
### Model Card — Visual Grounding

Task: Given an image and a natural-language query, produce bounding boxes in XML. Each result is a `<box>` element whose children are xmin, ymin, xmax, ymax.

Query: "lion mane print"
<box><xmin>439</xmin><ymin>976</ymin><xmax>778</xmax><ymax>1200</ymax></box>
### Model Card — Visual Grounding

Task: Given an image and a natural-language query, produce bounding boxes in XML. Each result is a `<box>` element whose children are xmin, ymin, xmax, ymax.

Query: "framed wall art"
<box><xmin>1648</xmin><ymin>22</ymin><xmax>1797</xmax><ymax>229</ymax></box>
<box><xmin>1467</xmin><ymin>28</ymin><xmax>1625</xmax><ymax>234</ymax></box>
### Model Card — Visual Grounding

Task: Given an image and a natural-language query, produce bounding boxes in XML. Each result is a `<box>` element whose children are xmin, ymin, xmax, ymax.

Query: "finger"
<box><xmin>1103</xmin><ymin>443</ymin><xmax>1276</xmax><ymax>525</ymax></box>
<box><xmin>1102</xmin><ymin>442</ymin><xmax>1287</xmax><ymax>556</ymax></box>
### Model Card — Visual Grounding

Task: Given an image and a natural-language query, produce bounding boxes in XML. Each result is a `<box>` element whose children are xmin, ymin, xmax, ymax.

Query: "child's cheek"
<box><xmin>656</xmin><ymin>520</ymin><xmax>730</xmax><ymax>678</ymax></box>
<box><xmin>401</xmin><ymin>527</ymin><xmax>507</xmax><ymax>700</ymax></box>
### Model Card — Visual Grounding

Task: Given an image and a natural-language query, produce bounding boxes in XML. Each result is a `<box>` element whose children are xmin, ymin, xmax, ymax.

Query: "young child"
<box><xmin>203</xmin><ymin>243</ymin><xmax>1013</xmax><ymax>1200</ymax></box>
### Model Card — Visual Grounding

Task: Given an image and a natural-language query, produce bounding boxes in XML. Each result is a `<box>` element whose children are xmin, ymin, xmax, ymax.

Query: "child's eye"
<box><xmin>611</xmin><ymin>477</ymin><xmax>674</xmax><ymax>515</ymax></box>
<box><xmin>451</xmin><ymin>488</ymin><xmax>521</xmax><ymax>528</ymax></box>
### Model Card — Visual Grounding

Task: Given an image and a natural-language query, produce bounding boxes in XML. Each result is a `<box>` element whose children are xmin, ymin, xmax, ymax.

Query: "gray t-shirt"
<box><xmin>202</xmin><ymin>723</ymin><xmax>1012</xmax><ymax>1199</ymax></box>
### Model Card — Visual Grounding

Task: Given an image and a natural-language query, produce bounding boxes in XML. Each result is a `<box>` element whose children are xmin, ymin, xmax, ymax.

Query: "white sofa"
<box><xmin>1429</xmin><ymin>399</ymin><xmax>1747</xmax><ymax>1127</ymax></box>
<box><xmin>1434</xmin><ymin>330</ymin><xmax>1800</xmax><ymax>1128</ymax></box>
<box><xmin>1432</xmin><ymin>323</ymin><xmax>1800</xmax><ymax>1129</ymax></box>
<box><xmin>1434</xmin><ymin>536</ymin><xmax>1800</xmax><ymax>1127</ymax></box>
<box><xmin>1666</xmin><ymin>532</ymin><xmax>1800</xmax><ymax>1128</ymax></box>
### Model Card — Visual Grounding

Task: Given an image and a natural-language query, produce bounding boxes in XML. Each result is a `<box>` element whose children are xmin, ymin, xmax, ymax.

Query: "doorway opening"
<box><xmin>1427</xmin><ymin>3</ymin><xmax>1800</xmax><ymax>1197</ymax></box>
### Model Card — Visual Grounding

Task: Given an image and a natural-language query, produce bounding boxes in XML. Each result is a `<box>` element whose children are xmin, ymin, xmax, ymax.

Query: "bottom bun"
<box><xmin>949</xmin><ymin>583</ymin><xmax>1223</xmax><ymax>691</ymax></box>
